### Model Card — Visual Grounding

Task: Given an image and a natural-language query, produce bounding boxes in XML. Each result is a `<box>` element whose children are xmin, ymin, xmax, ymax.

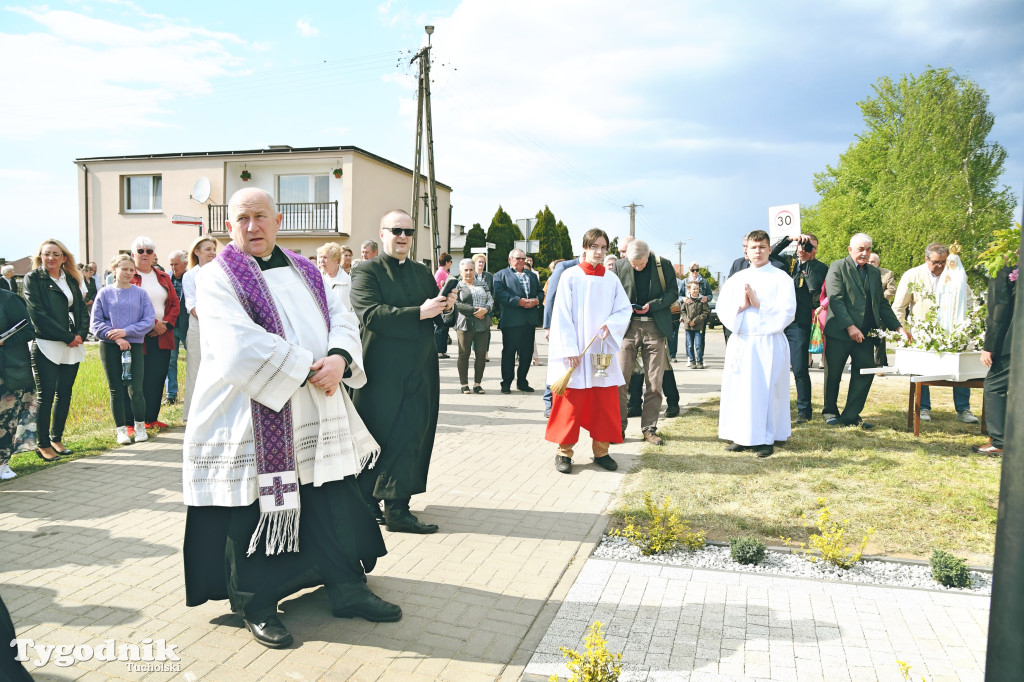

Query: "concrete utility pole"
<box><xmin>410</xmin><ymin>25</ymin><xmax>441</xmax><ymax>266</ymax></box>
<box><xmin>623</xmin><ymin>202</ymin><xmax>643</xmax><ymax>237</ymax></box>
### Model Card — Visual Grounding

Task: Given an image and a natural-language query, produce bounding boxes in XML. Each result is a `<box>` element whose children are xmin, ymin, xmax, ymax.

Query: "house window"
<box><xmin>124</xmin><ymin>175</ymin><xmax>162</xmax><ymax>213</ymax></box>
<box><xmin>278</xmin><ymin>174</ymin><xmax>329</xmax><ymax>203</ymax></box>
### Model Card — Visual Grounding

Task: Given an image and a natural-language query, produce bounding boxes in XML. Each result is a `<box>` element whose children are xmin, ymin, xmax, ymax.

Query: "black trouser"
<box><xmin>984</xmin><ymin>354</ymin><xmax>1010</xmax><ymax>448</ymax></box>
<box><xmin>125</xmin><ymin>336</ymin><xmax>170</xmax><ymax>424</ymax></box>
<box><xmin>629</xmin><ymin>366</ymin><xmax>679</xmax><ymax>409</ymax></box>
<box><xmin>784</xmin><ymin>323</ymin><xmax>812</xmax><ymax>418</ymax></box>
<box><xmin>224</xmin><ymin>480</ymin><xmax>374</xmax><ymax>620</ymax></box>
<box><xmin>500</xmin><ymin>325</ymin><xmax>536</xmax><ymax>387</ymax></box>
<box><xmin>30</xmin><ymin>344</ymin><xmax>80</xmax><ymax>448</ymax></box>
<box><xmin>99</xmin><ymin>341</ymin><xmax>146</xmax><ymax>428</ymax></box>
<box><xmin>433</xmin><ymin>318</ymin><xmax>449</xmax><ymax>354</ymax></box>
<box><xmin>822</xmin><ymin>331</ymin><xmax>876</xmax><ymax>422</ymax></box>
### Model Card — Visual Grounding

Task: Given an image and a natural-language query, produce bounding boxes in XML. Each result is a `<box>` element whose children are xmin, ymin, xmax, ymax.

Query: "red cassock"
<box><xmin>545</xmin><ymin>385</ymin><xmax>623</xmax><ymax>445</ymax></box>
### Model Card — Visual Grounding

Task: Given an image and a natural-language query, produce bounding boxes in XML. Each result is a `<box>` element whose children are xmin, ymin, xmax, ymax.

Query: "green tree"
<box><xmin>485</xmin><ymin>206</ymin><xmax>523</xmax><ymax>273</ymax></box>
<box><xmin>803</xmin><ymin>67</ymin><xmax>1017</xmax><ymax>284</ymax></box>
<box><xmin>555</xmin><ymin>220</ymin><xmax>574</xmax><ymax>259</ymax></box>
<box><xmin>462</xmin><ymin>222</ymin><xmax>485</xmax><ymax>261</ymax></box>
<box><xmin>532</xmin><ymin>205</ymin><xmax>562</xmax><ymax>268</ymax></box>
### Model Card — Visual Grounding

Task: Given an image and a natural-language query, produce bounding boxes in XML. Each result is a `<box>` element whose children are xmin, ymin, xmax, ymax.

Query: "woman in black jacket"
<box><xmin>23</xmin><ymin>239</ymin><xmax>88</xmax><ymax>462</ymax></box>
<box><xmin>0</xmin><ymin>288</ymin><xmax>36</xmax><ymax>480</ymax></box>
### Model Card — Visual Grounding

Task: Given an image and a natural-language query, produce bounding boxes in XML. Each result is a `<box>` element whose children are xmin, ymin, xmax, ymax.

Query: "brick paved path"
<box><xmin>0</xmin><ymin>331</ymin><xmax>721</xmax><ymax>681</ymax></box>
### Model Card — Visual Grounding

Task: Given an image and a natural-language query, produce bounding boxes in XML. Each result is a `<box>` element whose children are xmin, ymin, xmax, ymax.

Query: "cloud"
<box><xmin>0</xmin><ymin>7</ymin><xmax>245</xmax><ymax>139</ymax></box>
<box><xmin>296</xmin><ymin>19</ymin><xmax>319</xmax><ymax>38</ymax></box>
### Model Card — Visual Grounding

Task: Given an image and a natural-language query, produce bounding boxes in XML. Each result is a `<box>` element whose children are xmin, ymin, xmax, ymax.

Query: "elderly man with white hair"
<box><xmin>611</xmin><ymin>238</ymin><xmax>678</xmax><ymax>444</ymax></box>
<box><xmin>1</xmin><ymin>264</ymin><xmax>18</xmax><ymax>295</ymax></box>
<box><xmin>822</xmin><ymin>232</ymin><xmax>910</xmax><ymax>428</ymax></box>
<box><xmin>164</xmin><ymin>249</ymin><xmax>189</xmax><ymax>404</ymax></box>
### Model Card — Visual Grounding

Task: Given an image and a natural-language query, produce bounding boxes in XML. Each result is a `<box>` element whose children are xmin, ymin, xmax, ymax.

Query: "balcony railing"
<box><xmin>208</xmin><ymin>201</ymin><xmax>342</xmax><ymax>235</ymax></box>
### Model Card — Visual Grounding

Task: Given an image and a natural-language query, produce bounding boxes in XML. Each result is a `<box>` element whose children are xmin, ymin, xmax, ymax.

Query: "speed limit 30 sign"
<box><xmin>768</xmin><ymin>203</ymin><xmax>800</xmax><ymax>245</ymax></box>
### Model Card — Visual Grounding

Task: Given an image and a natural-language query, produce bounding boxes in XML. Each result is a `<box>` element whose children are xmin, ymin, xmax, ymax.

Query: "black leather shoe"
<box><xmin>725</xmin><ymin>442</ymin><xmax>746</xmax><ymax>452</ymax></box>
<box><xmin>794</xmin><ymin>414</ymin><xmax>810</xmax><ymax>424</ymax></box>
<box><xmin>593</xmin><ymin>455</ymin><xmax>618</xmax><ymax>471</ymax></box>
<box><xmin>754</xmin><ymin>445</ymin><xmax>775</xmax><ymax>458</ymax></box>
<box><xmin>555</xmin><ymin>455</ymin><xmax>572</xmax><ymax>474</ymax></box>
<box><xmin>332</xmin><ymin>588</ymin><xmax>403</xmax><ymax>622</ymax></box>
<box><xmin>36</xmin><ymin>448</ymin><xmax>61</xmax><ymax>462</ymax></box>
<box><xmin>244</xmin><ymin>615</ymin><xmax>293</xmax><ymax>648</ymax></box>
<box><xmin>51</xmin><ymin>443</ymin><xmax>74</xmax><ymax>455</ymax></box>
<box><xmin>665</xmin><ymin>404</ymin><xmax>680</xmax><ymax>418</ymax></box>
<box><xmin>385</xmin><ymin>510</ymin><xmax>439</xmax><ymax>534</ymax></box>
<box><xmin>517</xmin><ymin>383</ymin><xmax>535</xmax><ymax>392</ymax></box>
<box><xmin>500</xmin><ymin>385</ymin><xmax>511</xmax><ymax>394</ymax></box>
<box><xmin>825</xmin><ymin>417</ymin><xmax>841</xmax><ymax>426</ymax></box>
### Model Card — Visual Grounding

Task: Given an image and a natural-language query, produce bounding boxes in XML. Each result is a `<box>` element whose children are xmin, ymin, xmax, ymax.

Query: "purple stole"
<box><xmin>217</xmin><ymin>242</ymin><xmax>330</xmax><ymax>555</ymax></box>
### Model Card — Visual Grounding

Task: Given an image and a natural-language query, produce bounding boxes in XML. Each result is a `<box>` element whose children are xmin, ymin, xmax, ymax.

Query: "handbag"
<box><xmin>809</xmin><ymin>321</ymin><xmax>824</xmax><ymax>355</ymax></box>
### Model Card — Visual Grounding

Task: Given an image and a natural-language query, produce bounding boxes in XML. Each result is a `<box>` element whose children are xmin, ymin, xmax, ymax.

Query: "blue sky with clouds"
<box><xmin>1</xmin><ymin>0</ymin><xmax>1021</xmax><ymax>277</ymax></box>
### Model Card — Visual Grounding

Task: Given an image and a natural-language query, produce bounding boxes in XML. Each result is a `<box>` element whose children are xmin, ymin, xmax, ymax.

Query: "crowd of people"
<box><xmin>0</xmin><ymin>192</ymin><xmax>1017</xmax><ymax>652</ymax></box>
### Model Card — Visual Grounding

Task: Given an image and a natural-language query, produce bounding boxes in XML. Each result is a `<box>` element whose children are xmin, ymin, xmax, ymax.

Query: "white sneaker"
<box><xmin>0</xmin><ymin>463</ymin><xmax>16</xmax><ymax>480</ymax></box>
<box><xmin>957</xmin><ymin>410</ymin><xmax>980</xmax><ymax>424</ymax></box>
<box><xmin>134</xmin><ymin>421</ymin><xmax>149</xmax><ymax>442</ymax></box>
<box><xmin>116</xmin><ymin>426</ymin><xmax>131</xmax><ymax>445</ymax></box>
<box><xmin>919</xmin><ymin>409</ymin><xmax>931</xmax><ymax>422</ymax></box>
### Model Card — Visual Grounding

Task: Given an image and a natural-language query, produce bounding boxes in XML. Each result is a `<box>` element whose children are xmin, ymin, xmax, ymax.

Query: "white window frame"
<box><xmin>123</xmin><ymin>175</ymin><xmax>162</xmax><ymax>213</ymax></box>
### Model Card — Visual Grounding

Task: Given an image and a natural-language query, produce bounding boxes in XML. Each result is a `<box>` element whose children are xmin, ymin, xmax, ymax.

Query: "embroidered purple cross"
<box><xmin>260</xmin><ymin>476</ymin><xmax>297</xmax><ymax>508</ymax></box>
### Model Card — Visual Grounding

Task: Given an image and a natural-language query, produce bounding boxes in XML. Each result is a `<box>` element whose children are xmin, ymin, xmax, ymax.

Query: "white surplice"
<box><xmin>183</xmin><ymin>261</ymin><xmax>378</xmax><ymax>507</ymax></box>
<box><xmin>546</xmin><ymin>265</ymin><xmax>634</xmax><ymax>389</ymax></box>
<box><xmin>717</xmin><ymin>263</ymin><xmax>797</xmax><ymax>446</ymax></box>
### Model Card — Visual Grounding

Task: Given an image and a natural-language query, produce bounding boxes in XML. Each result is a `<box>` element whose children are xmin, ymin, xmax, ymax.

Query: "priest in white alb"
<box><xmin>182</xmin><ymin>188</ymin><xmax>400</xmax><ymax>651</ymax></box>
<box><xmin>717</xmin><ymin>229</ymin><xmax>797</xmax><ymax>458</ymax></box>
<box><xmin>546</xmin><ymin>228</ymin><xmax>634</xmax><ymax>474</ymax></box>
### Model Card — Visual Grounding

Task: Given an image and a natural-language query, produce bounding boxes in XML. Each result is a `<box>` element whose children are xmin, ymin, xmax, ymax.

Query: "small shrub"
<box><xmin>798</xmin><ymin>498</ymin><xmax>874</xmax><ymax>569</ymax></box>
<box><xmin>729</xmin><ymin>536</ymin><xmax>767</xmax><ymax>565</ymax></box>
<box><xmin>551</xmin><ymin>621</ymin><xmax>622</xmax><ymax>682</ymax></box>
<box><xmin>930</xmin><ymin>550</ymin><xmax>971</xmax><ymax>588</ymax></box>
<box><xmin>611</xmin><ymin>492</ymin><xmax>705</xmax><ymax>555</ymax></box>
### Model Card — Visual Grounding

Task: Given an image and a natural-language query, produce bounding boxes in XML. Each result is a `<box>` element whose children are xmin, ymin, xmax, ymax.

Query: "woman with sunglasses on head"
<box><xmin>23</xmin><ymin>239</ymin><xmax>89</xmax><ymax>462</ymax></box>
<box><xmin>90</xmin><ymin>254</ymin><xmax>155</xmax><ymax>444</ymax></box>
<box><xmin>181</xmin><ymin>236</ymin><xmax>217</xmax><ymax>422</ymax></box>
<box><xmin>126</xmin><ymin>236</ymin><xmax>180</xmax><ymax>435</ymax></box>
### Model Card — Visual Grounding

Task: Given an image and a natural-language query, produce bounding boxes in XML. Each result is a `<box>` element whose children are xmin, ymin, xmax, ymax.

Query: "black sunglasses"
<box><xmin>382</xmin><ymin>227</ymin><xmax>415</xmax><ymax>237</ymax></box>
<box><xmin>689</xmin><ymin>268</ymin><xmax>699</xmax><ymax>272</ymax></box>
<box><xmin>136</xmin><ymin>248</ymin><xmax>154</xmax><ymax>255</ymax></box>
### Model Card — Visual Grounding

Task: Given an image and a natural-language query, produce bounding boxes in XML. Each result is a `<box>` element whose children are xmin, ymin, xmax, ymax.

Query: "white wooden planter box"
<box><xmin>893</xmin><ymin>348</ymin><xmax>985</xmax><ymax>381</ymax></box>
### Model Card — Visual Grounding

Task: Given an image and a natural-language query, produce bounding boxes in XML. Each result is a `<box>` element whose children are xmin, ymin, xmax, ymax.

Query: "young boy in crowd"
<box><xmin>680</xmin><ymin>281</ymin><xmax>710</xmax><ymax>369</ymax></box>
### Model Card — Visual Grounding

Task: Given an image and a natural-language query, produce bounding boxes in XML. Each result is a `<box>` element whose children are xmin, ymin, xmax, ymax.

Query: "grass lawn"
<box><xmin>4</xmin><ymin>344</ymin><xmax>185</xmax><ymax>477</ymax></box>
<box><xmin>615</xmin><ymin>374</ymin><xmax>999</xmax><ymax>567</ymax></box>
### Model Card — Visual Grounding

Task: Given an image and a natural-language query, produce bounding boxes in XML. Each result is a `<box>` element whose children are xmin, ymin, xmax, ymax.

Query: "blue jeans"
<box><xmin>684</xmin><ymin>329</ymin><xmax>705</xmax><ymax>363</ymax></box>
<box><xmin>784</xmin><ymin>323</ymin><xmax>811</xmax><ymax>417</ymax></box>
<box><xmin>919</xmin><ymin>385</ymin><xmax>970</xmax><ymax>413</ymax></box>
<box><xmin>165</xmin><ymin>327</ymin><xmax>183</xmax><ymax>399</ymax></box>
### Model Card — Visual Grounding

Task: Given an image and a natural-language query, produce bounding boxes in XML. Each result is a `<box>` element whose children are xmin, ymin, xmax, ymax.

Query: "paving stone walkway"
<box><xmin>1</xmin><ymin>331</ymin><xmax>990</xmax><ymax>681</ymax></box>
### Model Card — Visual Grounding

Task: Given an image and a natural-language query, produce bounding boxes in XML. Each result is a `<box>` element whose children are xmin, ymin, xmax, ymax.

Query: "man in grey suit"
<box><xmin>822</xmin><ymin>233</ymin><xmax>911</xmax><ymax>427</ymax></box>
<box><xmin>493</xmin><ymin>248</ymin><xmax>543</xmax><ymax>393</ymax></box>
<box><xmin>0</xmin><ymin>266</ymin><xmax>16</xmax><ymax>295</ymax></box>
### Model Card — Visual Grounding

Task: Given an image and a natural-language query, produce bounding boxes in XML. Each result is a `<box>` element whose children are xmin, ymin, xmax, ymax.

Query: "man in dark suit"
<box><xmin>493</xmin><ymin>248</ymin><xmax>543</xmax><ymax>394</ymax></box>
<box><xmin>0</xmin><ymin>265</ymin><xmax>16</xmax><ymax>295</ymax></box>
<box><xmin>975</xmin><ymin>261</ymin><xmax>1016</xmax><ymax>455</ymax></box>
<box><xmin>771</xmin><ymin>233</ymin><xmax>828</xmax><ymax>423</ymax></box>
<box><xmin>612</xmin><ymin>239</ymin><xmax>677</xmax><ymax>444</ymax></box>
<box><xmin>823</xmin><ymin>232</ymin><xmax>911</xmax><ymax>427</ymax></box>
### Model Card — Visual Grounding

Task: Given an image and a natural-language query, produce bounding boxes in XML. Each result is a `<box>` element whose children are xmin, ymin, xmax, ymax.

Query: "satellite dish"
<box><xmin>190</xmin><ymin>177</ymin><xmax>211</xmax><ymax>203</ymax></box>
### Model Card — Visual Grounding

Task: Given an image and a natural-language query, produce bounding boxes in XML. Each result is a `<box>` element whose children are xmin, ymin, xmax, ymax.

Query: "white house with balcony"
<box><xmin>75</xmin><ymin>145</ymin><xmax>452</xmax><ymax>268</ymax></box>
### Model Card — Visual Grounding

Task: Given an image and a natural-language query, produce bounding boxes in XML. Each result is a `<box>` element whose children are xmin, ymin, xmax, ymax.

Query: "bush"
<box><xmin>611</xmin><ymin>492</ymin><xmax>705</xmax><ymax>555</ymax></box>
<box><xmin>553</xmin><ymin>621</ymin><xmax>621</xmax><ymax>682</ymax></box>
<box><xmin>730</xmin><ymin>536</ymin><xmax>767</xmax><ymax>565</ymax></box>
<box><xmin>798</xmin><ymin>498</ymin><xmax>874</xmax><ymax>569</ymax></box>
<box><xmin>930</xmin><ymin>550</ymin><xmax>971</xmax><ymax>588</ymax></box>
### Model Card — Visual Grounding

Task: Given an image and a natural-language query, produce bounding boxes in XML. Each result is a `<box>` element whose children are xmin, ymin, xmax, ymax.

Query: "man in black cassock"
<box><xmin>351</xmin><ymin>209</ymin><xmax>457</xmax><ymax>534</ymax></box>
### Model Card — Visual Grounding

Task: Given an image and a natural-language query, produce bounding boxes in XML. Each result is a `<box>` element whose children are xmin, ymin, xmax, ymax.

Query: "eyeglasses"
<box><xmin>382</xmin><ymin>227</ymin><xmax>415</xmax><ymax>237</ymax></box>
<box><xmin>136</xmin><ymin>249</ymin><xmax>154</xmax><ymax>255</ymax></box>
<box><xmin>690</xmin><ymin>268</ymin><xmax>699</xmax><ymax>272</ymax></box>
<box><xmin>928</xmin><ymin>259</ymin><xmax>947</xmax><ymax>266</ymax></box>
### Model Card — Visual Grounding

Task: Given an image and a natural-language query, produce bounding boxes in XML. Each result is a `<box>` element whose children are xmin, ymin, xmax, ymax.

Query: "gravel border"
<box><xmin>594</xmin><ymin>535</ymin><xmax>991</xmax><ymax>595</ymax></box>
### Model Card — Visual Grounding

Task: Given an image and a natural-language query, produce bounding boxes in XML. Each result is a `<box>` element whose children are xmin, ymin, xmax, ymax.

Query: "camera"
<box><xmin>799</xmin><ymin>241</ymin><xmax>814</xmax><ymax>253</ymax></box>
